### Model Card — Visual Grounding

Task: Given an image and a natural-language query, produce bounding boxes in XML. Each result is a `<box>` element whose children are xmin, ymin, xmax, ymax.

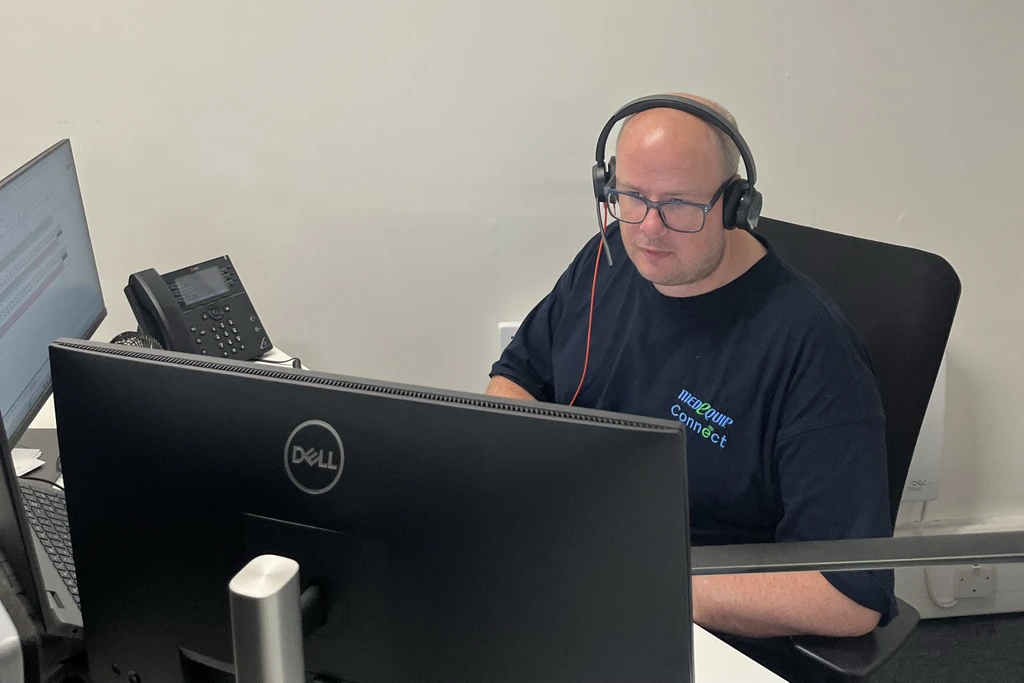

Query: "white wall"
<box><xmin>2</xmin><ymin>2</ymin><xmax>1021</xmax><ymax>527</ymax></box>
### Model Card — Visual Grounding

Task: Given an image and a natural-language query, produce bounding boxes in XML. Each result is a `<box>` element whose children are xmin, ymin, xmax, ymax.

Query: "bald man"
<box><xmin>487</xmin><ymin>95</ymin><xmax>896</xmax><ymax>681</ymax></box>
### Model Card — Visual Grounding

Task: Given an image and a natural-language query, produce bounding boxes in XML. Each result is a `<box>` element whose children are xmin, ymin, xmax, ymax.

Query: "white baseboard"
<box><xmin>893</xmin><ymin>507</ymin><xmax>1024</xmax><ymax>620</ymax></box>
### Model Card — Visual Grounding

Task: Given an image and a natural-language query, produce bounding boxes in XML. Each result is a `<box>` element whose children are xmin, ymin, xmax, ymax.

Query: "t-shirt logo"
<box><xmin>670</xmin><ymin>389</ymin><xmax>734</xmax><ymax>449</ymax></box>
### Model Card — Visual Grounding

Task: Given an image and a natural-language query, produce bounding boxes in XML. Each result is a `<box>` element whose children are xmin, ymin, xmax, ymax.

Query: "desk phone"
<box><xmin>125</xmin><ymin>255</ymin><xmax>272</xmax><ymax>361</ymax></box>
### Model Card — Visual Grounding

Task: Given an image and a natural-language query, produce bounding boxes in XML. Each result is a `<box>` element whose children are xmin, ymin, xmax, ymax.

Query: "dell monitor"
<box><xmin>49</xmin><ymin>339</ymin><xmax>693</xmax><ymax>683</ymax></box>
<box><xmin>0</xmin><ymin>139</ymin><xmax>105</xmax><ymax>641</ymax></box>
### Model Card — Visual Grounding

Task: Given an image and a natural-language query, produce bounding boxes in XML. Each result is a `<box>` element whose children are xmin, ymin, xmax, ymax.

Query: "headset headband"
<box><xmin>594</xmin><ymin>95</ymin><xmax>757</xmax><ymax>186</ymax></box>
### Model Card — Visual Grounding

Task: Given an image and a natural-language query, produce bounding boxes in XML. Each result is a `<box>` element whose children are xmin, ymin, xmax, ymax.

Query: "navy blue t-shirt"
<box><xmin>490</xmin><ymin>222</ymin><xmax>897</xmax><ymax>673</ymax></box>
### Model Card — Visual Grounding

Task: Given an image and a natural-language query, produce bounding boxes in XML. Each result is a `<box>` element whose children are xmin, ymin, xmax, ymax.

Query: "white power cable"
<box><xmin>920</xmin><ymin>501</ymin><xmax>959</xmax><ymax>608</ymax></box>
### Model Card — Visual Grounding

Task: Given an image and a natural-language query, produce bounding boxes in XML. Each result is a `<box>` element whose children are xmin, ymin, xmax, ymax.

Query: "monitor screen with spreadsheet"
<box><xmin>0</xmin><ymin>140</ymin><xmax>105</xmax><ymax>444</ymax></box>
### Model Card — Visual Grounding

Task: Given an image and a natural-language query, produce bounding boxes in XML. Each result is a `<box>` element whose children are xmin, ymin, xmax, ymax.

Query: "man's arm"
<box><xmin>485</xmin><ymin>375</ymin><xmax>537</xmax><ymax>401</ymax></box>
<box><xmin>486</xmin><ymin>384</ymin><xmax>881</xmax><ymax>638</ymax></box>
<box><xmin>488</xmin><ymin>234</ymin><xmax>604</xmax><ymax>404</ymax></box>
<box><xmin>693</xmin><ymin>571</ymin><xmax>882</xmax><ymax>638</ymax></box>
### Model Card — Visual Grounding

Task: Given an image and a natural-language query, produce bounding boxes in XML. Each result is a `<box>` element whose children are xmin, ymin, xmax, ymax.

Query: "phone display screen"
<box><xmin>175</xmin><ymin>267</ymin><xmax>229</xmax><ymax>306</ymax></box>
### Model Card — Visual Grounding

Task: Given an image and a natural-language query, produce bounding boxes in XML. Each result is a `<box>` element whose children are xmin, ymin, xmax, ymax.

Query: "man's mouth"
<box><xmin>636</xmin><ymin>245</ymin><xmax>672</xmax><ymax>260</ymax></box>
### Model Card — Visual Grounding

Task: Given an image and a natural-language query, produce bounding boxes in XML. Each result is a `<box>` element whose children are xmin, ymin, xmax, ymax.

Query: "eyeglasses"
<box><xmin>605</xmin><ymin>179</ymin><xmax>732</xmax><ymax>233</ymax></box>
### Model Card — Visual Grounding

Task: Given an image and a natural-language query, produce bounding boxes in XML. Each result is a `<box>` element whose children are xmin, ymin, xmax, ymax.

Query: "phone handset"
<box><xmin>124</xmin><ymin>269</ymin><xmax>193</xmax><ymax>351</ymax></box>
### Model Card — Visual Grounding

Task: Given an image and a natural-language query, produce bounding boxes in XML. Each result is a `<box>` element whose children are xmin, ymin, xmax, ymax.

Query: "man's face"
<box><xmin>613</xmin><ymin>113</ymin><xmax>729</xmax><ymax>293</ymax></box>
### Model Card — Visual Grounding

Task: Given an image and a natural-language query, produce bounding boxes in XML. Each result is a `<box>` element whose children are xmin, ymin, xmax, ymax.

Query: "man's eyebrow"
<box><xmin>615</xmin><ymin>183</ymin><xmax>698</xmax><ymax>200</ymax></box>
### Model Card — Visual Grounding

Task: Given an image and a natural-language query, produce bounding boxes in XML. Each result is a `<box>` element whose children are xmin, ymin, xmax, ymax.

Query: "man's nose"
<box><xmin>639</xmin><ymin>206</ymin><xmax>668</xmax><ymax>235</ymax></box>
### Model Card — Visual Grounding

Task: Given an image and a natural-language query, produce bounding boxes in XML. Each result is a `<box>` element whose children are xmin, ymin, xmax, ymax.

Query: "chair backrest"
<box><xmin>755</xmin><ymin>217</ymin><xmax>962</xmax><ymax>527</ymax></box>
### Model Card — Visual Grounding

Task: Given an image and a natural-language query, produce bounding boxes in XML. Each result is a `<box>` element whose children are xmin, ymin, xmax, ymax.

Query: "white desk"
<box><xmin>25</xmin><ymin>347</ymin><xmax>783</xmax><ymax>683</ymax></box>
<box><xmin>693</xmin><ymin>626</ymin><xmax>785</xmax><ymax>682</ymax></box>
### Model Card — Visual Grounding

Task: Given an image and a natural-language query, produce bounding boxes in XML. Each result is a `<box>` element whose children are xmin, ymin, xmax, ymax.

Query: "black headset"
<box><xmin>568</xmin><ymin>95</ymin><xmax>762</xmax><ymax>405</ymax></box>
<box><xmin>592</xmin><ymin>94</ymin><xmax>763</xmax><ymax>235</ymax></box>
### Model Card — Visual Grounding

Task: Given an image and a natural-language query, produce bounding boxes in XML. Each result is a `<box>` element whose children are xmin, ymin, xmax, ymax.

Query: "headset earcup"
<box><xmin>721</xmin><ymin>179</ymin><xmax>748</xmax><ymax>229</ymax></box>
<box><xmin>606</xmin><ymin>157</ymin><xmax>617</xmax><ymax>203</ymax></box>
<box><xmin>743</xmin><ymin>188</ymin><xmax>763</xmax><ymax>230</ymax></box>
<box><xmin>592</xmin><ymin>158</ymin><xmax>618</xmax><ymax>204</ymax></box>
<box><xmin>592</xmin><ymin>163</ymin><xmax>609</xmax><ymax>203</ymax></box>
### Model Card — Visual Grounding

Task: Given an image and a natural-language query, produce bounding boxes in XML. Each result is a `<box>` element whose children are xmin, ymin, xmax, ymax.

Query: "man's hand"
<box><xmin>485</xmin><ymin>376</ymin><xmax>537</xmax><ymax>401</ymax></box>
<box><xmin>692</xmin><ymin>571</ymin><xmax>881</xmax><ymax>638</ymax></box>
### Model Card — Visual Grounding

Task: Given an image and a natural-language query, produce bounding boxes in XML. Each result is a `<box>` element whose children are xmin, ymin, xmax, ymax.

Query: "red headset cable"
<box><xmin>569</xmin><ymin>203</ymin><xmax>608</xmax><ymax>407</ymax></box>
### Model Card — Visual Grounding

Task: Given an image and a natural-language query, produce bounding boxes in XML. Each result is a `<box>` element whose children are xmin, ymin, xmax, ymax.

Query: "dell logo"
<box><xmin>291</xmin><ymin>446</ymin><xmax>340</xmax><ymax>470</ymax></box>
<box><xmin>284</xmin><ymin>420</ymin><xmax>345</xmax><ymax>495</ymax></box>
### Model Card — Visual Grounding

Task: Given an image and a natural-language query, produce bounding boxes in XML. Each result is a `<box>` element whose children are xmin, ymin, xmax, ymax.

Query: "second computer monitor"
<box><xmin>50</xmin><ymin>339</ymin><xmax>694</xmax><ymax>683</ymax></box>
<box><xmin>0</xmin><ymin>139</ymin><xmax>106</xmax><ymax>444</ymax></box>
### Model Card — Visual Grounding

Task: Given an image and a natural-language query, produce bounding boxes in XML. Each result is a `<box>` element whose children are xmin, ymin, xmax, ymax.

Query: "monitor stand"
<box><xmin>229</xmin><ymin>555</ymin><xmax>307</xmax><ymax>683</ymax></box>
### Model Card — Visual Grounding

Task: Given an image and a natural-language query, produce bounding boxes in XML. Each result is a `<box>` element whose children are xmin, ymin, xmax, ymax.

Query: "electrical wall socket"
<box><xmin>498</xmin><ymin>322</ymin><xmax>520</xmax><ymax>355</ymax></box>
<box><xmin>955</xmin><ymin>564</ymin><xmax>995</xmax><ymax>599</ymax></box>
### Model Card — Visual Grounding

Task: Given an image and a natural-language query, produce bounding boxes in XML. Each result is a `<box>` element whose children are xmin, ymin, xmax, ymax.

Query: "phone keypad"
<box><xmin>187</xmin><ymin>308</ymin><xmax>267</xmax><ymax>359</ymax></box>
<box><xmin>178</xmin><ymin>267</ymin><xmax>269</xmax><ymax>361</ymax></box>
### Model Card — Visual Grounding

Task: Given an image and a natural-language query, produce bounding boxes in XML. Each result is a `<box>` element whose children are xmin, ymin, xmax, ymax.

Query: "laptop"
<box><xmin>0</xmin><ymin>139</ymin><xmax>107</xmax><ymax>637</ymax></box>
<box><xmin>0</xmin><ymin>426</ymin><xmax>82</xmax><ymax>636</ymax></box>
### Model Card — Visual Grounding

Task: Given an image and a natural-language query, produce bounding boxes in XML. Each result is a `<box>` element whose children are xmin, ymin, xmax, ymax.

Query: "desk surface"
<box><xmin>22</xmin><ymin>348</ymin><xmax>784</xmax><ymax>683</ymax></box>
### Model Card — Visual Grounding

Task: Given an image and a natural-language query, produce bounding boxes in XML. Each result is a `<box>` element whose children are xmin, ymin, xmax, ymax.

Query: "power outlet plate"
<box><xmin>955</xmin><ymin>564</ymin><xmax>995</xmax><ymax>599</ymax></box>
<box><xmin>498</xmin><ymin>322</ymin><xmax>520</xmax><ymax>355</ymax></box>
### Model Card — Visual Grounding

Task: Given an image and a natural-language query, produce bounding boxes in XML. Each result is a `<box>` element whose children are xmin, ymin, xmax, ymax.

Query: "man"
<box><xmin>487</xmin><ymin>94</ymin><xmax>897</xmax><ymax>681</ymax></box>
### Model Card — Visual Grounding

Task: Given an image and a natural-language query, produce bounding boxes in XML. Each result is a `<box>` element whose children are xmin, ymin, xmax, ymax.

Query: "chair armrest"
<box><xmin>791</xmin><ymin>597</ymin><xmax>920</xmax><ymax>680</ymax></box>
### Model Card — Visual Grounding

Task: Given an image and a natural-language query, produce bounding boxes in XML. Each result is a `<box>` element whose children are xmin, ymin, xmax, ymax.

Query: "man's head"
<box><xmin>611</xmin><ymin>94</ymin><xmax>743</xmax><ymax>293</ymax></box>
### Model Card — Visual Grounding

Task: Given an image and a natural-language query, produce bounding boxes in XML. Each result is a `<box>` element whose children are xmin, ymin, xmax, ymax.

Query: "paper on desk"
<box><xmin>15</xmin><ymin>460</ymin><xmax>44</xmax><ymax>476</ymax></box>
<box><xmin>12</xmin><ymin>447</ymin><xmax>45</xmax><ymax>476</ymax></box>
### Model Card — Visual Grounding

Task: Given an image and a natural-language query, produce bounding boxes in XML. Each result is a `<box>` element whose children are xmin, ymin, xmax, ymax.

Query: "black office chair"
<box><xmin>755</xmin><ymin>217</ymin><xmax>962</xmax><ymax>682</ymax></box>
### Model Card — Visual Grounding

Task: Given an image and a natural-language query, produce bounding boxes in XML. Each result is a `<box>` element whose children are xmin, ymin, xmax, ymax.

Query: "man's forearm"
<box><xmin>692</xmin><ymin>571</ymin><xmax>881</xmax><ymax>638</ymax></box>
<box><xmin>485</xmin><ymin>375</ymin><xmax>537</xmax><ymax>401</ymax></box>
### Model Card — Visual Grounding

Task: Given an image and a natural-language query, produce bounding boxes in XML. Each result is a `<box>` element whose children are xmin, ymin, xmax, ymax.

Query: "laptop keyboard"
<box><xmin>18</xmin><ymin>483</ymin><xmax>79</xmax><ymax>604</ymax></box>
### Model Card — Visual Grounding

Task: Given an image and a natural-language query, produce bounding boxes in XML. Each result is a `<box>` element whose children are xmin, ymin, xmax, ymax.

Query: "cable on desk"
<box><xmin>257</xmin><ymin>355</ymin><xmax>303</xmax><ymax>369</ymax></box>
<box><xmin>19</xmin><ymin>475</ymin><xmax>64</xmax><ymax>492</ymax></box>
